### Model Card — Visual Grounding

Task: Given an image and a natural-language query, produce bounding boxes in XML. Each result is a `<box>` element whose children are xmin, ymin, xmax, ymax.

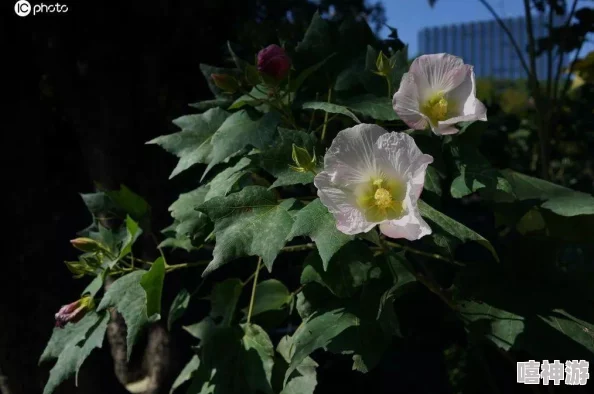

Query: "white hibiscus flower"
<box><xmin>314</xmin><ymin>124</ymin><xmax>433</xmax><ymax>241</ymax></box>
<box><xmin>393</xmin><ymin>53</ymin><xmax>487</xmax><ymax>135</ymax></box>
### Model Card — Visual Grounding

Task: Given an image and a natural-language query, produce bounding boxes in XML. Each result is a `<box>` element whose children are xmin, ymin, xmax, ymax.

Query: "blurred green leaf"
<box><xmin>168</xmin><ymin>288</ymin><xmax>191</xmax><ymax>330</ymax></box>
<box><xmin>242</xmin><ymin>279</ymin><xmax>291</xmax><ymax>317</ymax></box>
<box><xmin>211</xmin><ymin>279</ymin><xmax>243</xmax><ymax>327</ymax></box>
<box><xmin>340</xmin><ymin>94</ymin><xmax>399</xmax><ymax>121</ymax></box>
<box><xmin>301</xmin><ymin>102</ymin><xmax>360</xmax><ymax>123</ymax></box>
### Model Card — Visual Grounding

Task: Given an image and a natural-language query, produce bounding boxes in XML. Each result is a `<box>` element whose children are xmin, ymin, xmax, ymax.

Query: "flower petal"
<box><xmin>374</xmin><ymin>132</ymin><xmax>434</xmax><ymax>193</ymax></box>
<box><xmin>314</xmin><ymin>171</ymin><xmax>376</xmax><ymax>235</ymax></box>
<box><xmin>379</xmin><ymin>200</ymin><xmax>432</xmax><ymax>241</ymax></box>
<box><xmin>443</xmin><ymin>65</ymin><xmax>487</xmax><ymax>122</ymax></box>
<box><xmin>410</xmin><ymin>53</ymin><xmax>467</xmax><ymax>97</ymax></box>
<box><xmin>322</xmin><ymin>124</ymin><xmax>386</xmax><ymax>187</ymax></box>
<box><xmin>392</xmin><ymin>73</ymin><xmax>430</xmax><ymax>130</ymax></box>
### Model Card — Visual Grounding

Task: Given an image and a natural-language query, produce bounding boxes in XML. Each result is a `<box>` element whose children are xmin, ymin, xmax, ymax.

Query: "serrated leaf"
<box><xmin>40</xmin><ymin>312</ymin><xmax>109</xmax><ymax>394</ymax></box>
<box><xmin>147</xmin><ymin>108</ymin><xmax>230</xmax><ymax>178</ymax></box>
<box><xmin>204</xmin><ymin>157</ymin><xmax>251</xmax><ymax>201</ymax></box>
<box><xmin>241</xmin><ymin>279</ymin><xmax>291</xmax><ymax>317</ymax></box>
<box><xmin>210</xmin><ymin>278</ymin><xmax>243</xmax><ymax>326</ymax></box>
<box><xmin>198</xmin><ymin>186</ymin><xmax>295</xmax><ymax>275</ymax></box>
<box><xmin>241</xmin><ymin>323</ymin><xmax>275</xmax><ymax>394</ymax></box>
<box><xmin>259</xmin><ymin>128</ymin><xmax>318</xmax><ymax>189</ymax></box>
<box><xmin>104</xmin><ymin>184</ymin><xmax>151</xmax><ymax>224</ymax></box>
<box><xmin>105</xmin><ymin>216</ymin><xmax>142</xmax><ymax>268</ymax></box>
<box><xmin>97</xmin><ymin>261</ymin><xmax>163</xmax><ymax>359</ymax></box>
<box><xmin>169</xmin><ymin>186</ymin><xmax>211</xmax><ymax>242</ymax></box>
<box><xmin>81</xmin><ymin>271</ymin><xmax>106</xmax><ymax>298</ymax></box>
<box><xmin>204</xmin><ymin>111</ymin><xmax>281</xmax><ymax>178</ymax></box>
<box><xmin>168</xmin><ymin>288</ymin><xmax>191</xmax><ymax>330</ymax></box>
<box><xmin>340</xmin><ymin>95</ymin><xmax>399</xmax><ymax>121</ymax></box>
<box><xmin>287</xmin><ymin>199</ymin><xmax>354</xmax><ymax>268</ymax></box>
<box><xmin>418</xmin><ymin>200</ymin><xmax>498</xmax><ymax>261</ymax></box>
<box><xmin>301</xmin><ymin>242</ymin><xmax>376</xmax><ymax>298</ymax></box>
<box><xmin>301</xmin><ymin>102</ymin><xmax>360</xmax><ymax>123</ymax></box>
<box><xmin>170</xmin><ymin>355</ymin><xmax>200</xmax><ymax>394</ymax></box>
<box><xmin>286</xmin><ymin>308</ymin><xmax>358</xmax><ymax>384</ymax></box>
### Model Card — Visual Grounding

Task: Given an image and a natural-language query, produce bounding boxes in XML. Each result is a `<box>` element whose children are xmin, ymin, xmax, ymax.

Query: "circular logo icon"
<box><xmin>15</xmin><ymin>0</ymin><xmax>31</xmax><ymax>17</ymax></box>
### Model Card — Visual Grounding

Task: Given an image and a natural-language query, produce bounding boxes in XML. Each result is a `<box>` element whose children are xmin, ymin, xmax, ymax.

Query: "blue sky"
<box><xmin>381</xmin><ymin>0</ymin><xmax>526</xmax><ymax>56</ymax></box>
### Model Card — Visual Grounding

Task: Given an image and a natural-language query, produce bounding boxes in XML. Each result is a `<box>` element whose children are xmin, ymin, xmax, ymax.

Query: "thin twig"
<box><xmin>246</xmin><ymin>257</ymin><xmax>262</xmax><ymax>324</ymax></box>
<box><xmin>320</xmin><ymin>86</ymin><xmax>332</xmax><ymax>142</ymax></box>
<box><xmin>165</xmin><ymin>261</ymin><xmax>209</xmax><ymax>273</ymax></box>
<box><xmin>280</xmin><ymin>243</ymin><xmax>316</xmax><ymax>253</ymax></box>
<box><xmin>383</xmin><ymin>240</ymin><xmax>466</xmax><ymax>267</ymax></box>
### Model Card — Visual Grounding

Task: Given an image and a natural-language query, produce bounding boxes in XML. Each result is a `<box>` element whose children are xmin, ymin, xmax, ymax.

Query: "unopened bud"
<box><xmin>289</xmin><ymin>144</ymin><xmax>317</xmax><ymax>173</ymax></box>
<box><xmin>257</xmin><ymin>44</ymin><xmax>291</xmax><ymax>80</ymax></box>
<box><xmin>244</xmin><ymin>64</ymin><xmax>261</xmax><ymax>86</ymax></box>
<box><xmin>70</xmin><ymin>238</ymin><xmax>107</xmax><ymax>253</ymax></box>
<box><xmin>64</xmin><ymin>260</ymin><xmax>95</xmax><ymax>279</ymax></box>
<box><xmin>54</xmin><ymin>295</ymin><xmax>95</xmax><ymax>328</ymax></box>
<box><xmin>374</xmin><ymin>51</ymin><xmax>392</xmax><ymax>77</ymax></box>
<box><xmin>211</xmin><ymin>73</ymin><xmax>239</xmax><ymax>93</ymax></box>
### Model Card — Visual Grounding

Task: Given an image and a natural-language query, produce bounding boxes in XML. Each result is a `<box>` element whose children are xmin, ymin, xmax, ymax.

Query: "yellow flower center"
<box><xmin>355</xmin><ymin>177</ymin><xmax>406</xmax><ymax>222</ymax></box>
<box><xmin>374</xmin><ymin>188</ymin><xmax>393</xmax><ymax>210</ymax></box>
<box><xmin>422</xmin><ymin>92</ymin><xmax>449</xmax><ymax>124</ymax></box>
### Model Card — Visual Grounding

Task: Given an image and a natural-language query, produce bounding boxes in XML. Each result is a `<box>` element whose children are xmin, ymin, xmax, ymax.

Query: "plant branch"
<box><xmin>246</xmin><ymin>257</ymin><xmax>262</xmax><ymax>324</ymax></box>
<box><xmin>280</xmin><ymin>243</ymin><xmax>316</xmax><ymax>253</ymax></box>
<box><xmin>383</xmin><ymin>240</ymin><xmax>466</xmax><ymax>267</ymax></box>
<box><xmin>553</xmin><ymin>0</ymin><xmax>578</xmax><ymax>100</ymax></box>
<box><xmin>165</xmin><ymin>261</ymin><xmax>209</xmax><ymax>273</ymax></box>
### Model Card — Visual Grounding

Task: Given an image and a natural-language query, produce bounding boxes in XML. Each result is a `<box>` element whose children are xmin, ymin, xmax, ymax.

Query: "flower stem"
<box><xmin>165</xmin><ymin>261</ymin><xmax>209</xmax><ymax>273</ymax></box>
<box><xmin>383</xmin><ymin>240</ymin><xmax>466</xmax><ymax>267</ymax></box>
<box><xmin>246</xmin><ymin>257</ymin><xmax>262</xmax><ymax>324</ymax></box>
<box><xmin>280</xmin><ymin>243</ymin><xmax>316</xmax><ymax>253</ymax></box>
<box><xmin>320</xmin><ymin>86</ymin><xmax>332</xmax><ymax>142</ymax></box>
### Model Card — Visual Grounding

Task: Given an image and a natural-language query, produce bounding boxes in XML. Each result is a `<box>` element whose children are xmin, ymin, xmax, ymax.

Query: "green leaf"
<box><xmin>105</xmin><ymin>216</ymin><xmax>142</xmax><ymax>268</ymax></box>
<box><xmin>448</xmin><ymin>143</ymin><xmax>512</xmax><ymax>198</ymax></box>
<box><xmin>198</xmin><ymin>186</ymin><xmax>295</xmax><ymax>275</ymax></box>
<box><xmin>388</xmin><ymin>47</ymin><xmax>408</xmax><ymax>91</ymax></box>
<box><xmin>40</xmin><ymin>312</ymin><xmax>109</xmax><ymax>394</ymax></box>
<box><xmin>229</xmin><ymin>85</ymin><xmax>270</xmax><ymax>111</ymax></box>
<box><xmin>286</xmin><ymin>308</ymin><xmax>358</xmax><ymax>384</ymax></box>
<box><xmin>170</xmin><ymin>355</ymin><xmax>200</xmax><ymax>394</ymax></box>
<box><xmin>104</xmin><ymin>184</ymin><xmax>151</xmax><ymax>224</ymax></box>
<box><xmin>241</xmin><ymin>279</ymin><xmax>291</xmax><ymax>317</ymax></box>
<box><xmin>168</xmin><ymin>288</ymin><xmax>191</xmax><ymax>330</ymax></box>
<box><xmin>81</xmin><ymin>271</ymin><xmax>106</xmax><ymax>298</ymax></box>
<box><xmin>241</xmin><ymin>323</ymin><xmax>275</xmax><ymax>394</ymax></box>
<box><xmin>418</xmin><ymin>200</ymin><xmax>498</xmax><ymax>261</ymax></box>
<box><xmin>183</xmin><ymin>317</ymin><xmax>217</xmax><ymax>341</ymax></box>
<box><xmin>204</xmin><ymin>157</ymin><xmax>251</xmax><ymax>201</ymax></box>
<box><xmin>205</xmin><ymin>111</ymin><xmax>281</xmax><ymax>178</ymax></box>
<box><xmin>287</xmin><ymin>199</ymin><xmax>353</xmax><ymax>268</ymax></box>
<box><xmin>295</xmin><ymin>11</ymin><xmax>334</xmax><ymax>63</ymax></box>
<box><xmin>168</xmin><ymin>185</ymin><xmax>211</xmax><ymax>243</ymax></box>
<box><xmin>501</xmin><ymin>170</ymin><xmax>594</xmax><ymax>217</ymax></box>
<box><xmin>275</xmin><ymin>335</ymin><xmax>318</xmax><ymax>394</ymax></box>
<box><xmin>290</xmin><ymin>54</ymin><xmax>336</xmax><ymax>95</ymax></box>
<box><xmin>140</xmin><ymin>257</ymin><xmax>165</xmax><ymax>318</ymax></box>
<box><xmin>210</xmin><ymin>278</ymin><xmax>243</xmax><ymax>326</ymax></box>
<box><xmin>301</xmin><ymin>102</ymin><xmax>360</xmax><ymax>123</ymax></box>
<box><xmin>147</xmin><ymin>108</ymin><xmax>230</xmax><ymax>178</ymax></box>
<box><xmin>340</xmin><ymin>94</ymin><xmax>399</xmax><ymax>121</ymax></box>
<box><xmin>300</xmin><ymin>242</ymin><xmax>376</xmax><ymax>298</ymax></box>
<box><xmin>423</xmin><ymin>165</ymin><xmax>443</xmax><ymax>197</ymax></box>
<box><xmin>97</xmin><ymin>265</ymin><xmax>162</xmax><ymax>359</ymax></box>
<box><xmin>259</xmin><ymin>128</ymin><xmax>318</xmax><ymax>189</ymax></box>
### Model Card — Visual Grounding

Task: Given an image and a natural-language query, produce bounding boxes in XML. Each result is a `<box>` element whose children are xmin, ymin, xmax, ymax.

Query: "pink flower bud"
<box><xmin>257</xmin><ymin>45</ymin><xmax>291</xmax><ymax>80</ymax></box>
<box><xmin>54</xmin><ymin>296</ymin><xmax>94</xmax><ymax>328</ymax></box>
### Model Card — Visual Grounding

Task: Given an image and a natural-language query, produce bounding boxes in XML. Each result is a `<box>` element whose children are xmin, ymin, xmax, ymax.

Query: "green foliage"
<box><xmin>97</xmin><ymin>257</ymin><xmax>165</xmax><ymax>359</ymax></box>
<box><xmin>39</xmin><ymin>312</ymin><xmax>110</xmax><ymax>394</ymax></box>
<box><xmin>42</xmin><ymin>10</ymin><xmax>594</xmax><ymax>394</ymax></box>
